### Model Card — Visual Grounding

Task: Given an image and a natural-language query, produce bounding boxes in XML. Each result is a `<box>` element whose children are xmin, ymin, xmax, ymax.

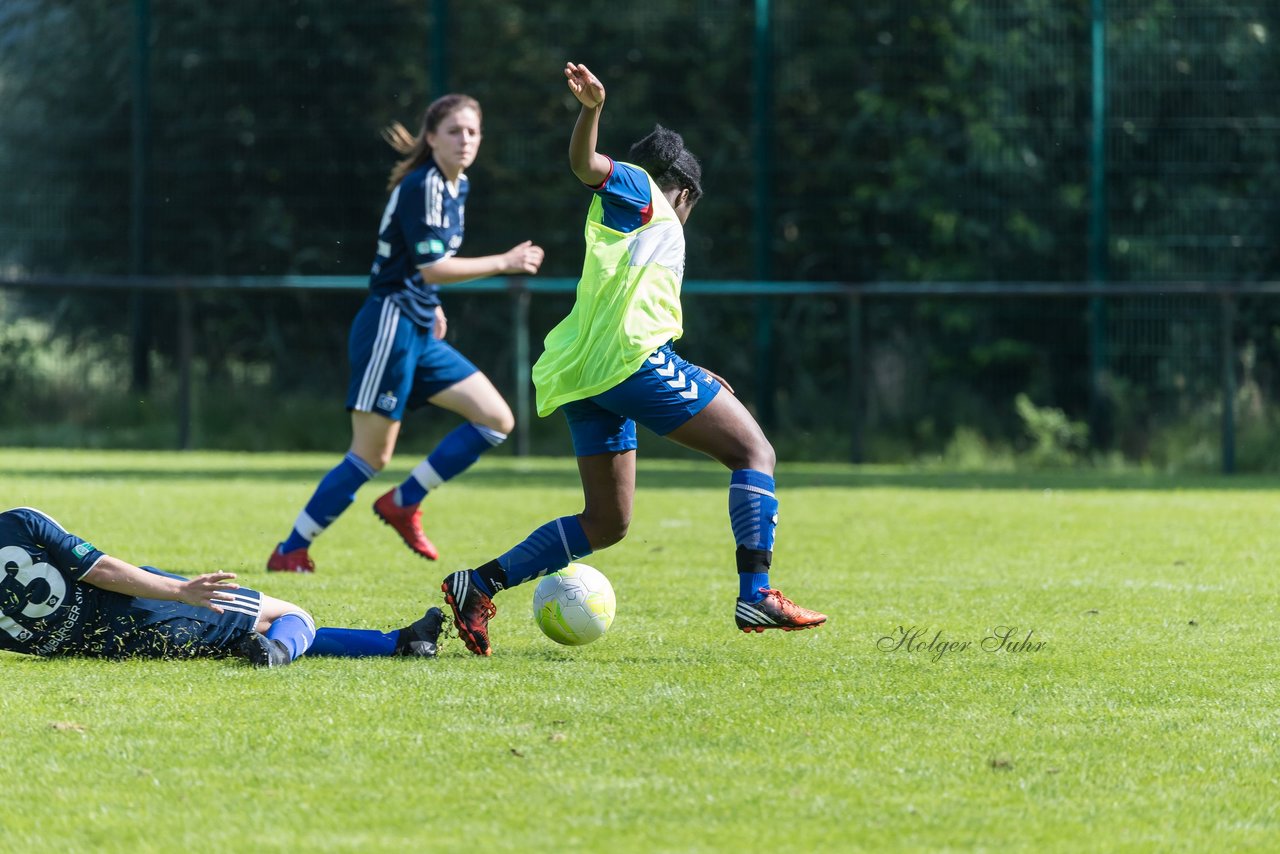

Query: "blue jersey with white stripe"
<box><xmin>0</xmin><ymin>507</ymin><xmax>106</xmax><ymax>656</ymax></box>
<box><xmin>369</xmin><ymin>158</ymin><xmax>468</xmax><ymax>327</ymax></box>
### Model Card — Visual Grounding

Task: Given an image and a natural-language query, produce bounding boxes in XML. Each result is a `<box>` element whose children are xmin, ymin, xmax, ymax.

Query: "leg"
<box><xmin>377</xmin><ymin>372</ymin><xmax>514</xmax><ymax>560</ymax></box>
<box><xmin>657</xmin><ymin>361</ymin><xmax>823</xmax><ymax>632</ymax></box>
<box><xmin>268</xmin><ymin>411</ymin><xmax>396</xmax><ymax>571</ymax></box>
<box><xmin>441</xmin><ymin>418</ymin><xmax>634</xmax><ymax>656</ymax></box>
<box><xmin>307</xmin><ymin>607</ymin><xmax>445</xmax><ymax>659</ymax></box>
<box><xmin>248</xmin><ymin>594</ymin><xmax>316</xmax><ymax>664</ymax></box>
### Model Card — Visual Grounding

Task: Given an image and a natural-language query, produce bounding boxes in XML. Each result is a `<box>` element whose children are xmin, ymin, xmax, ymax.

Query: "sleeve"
<box><xmin>589</xmin><ymin>159</ymin><xmax>654</xmax><ymax>232</ymax></box>
<box><xmin>397</xmin><ymin>172</ymin><xmax>453</xmax><ymax>268</ymax></box>
<box><xmin>12</xmin><ymin>507</ymin><xmax>105</xmax><ymax>580</ymax></box>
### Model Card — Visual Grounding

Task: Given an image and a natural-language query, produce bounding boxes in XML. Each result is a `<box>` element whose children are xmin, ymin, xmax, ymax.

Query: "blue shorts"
<box><xmin>561</xmin><ymin>342</ymin><xmax>722</xmax><ymax>456</ymax></box>
<box><xmin>70</xmin><ymin>568</ymin><xmax>264</xmax><ymax>660</ymax></box>
<box><xmin>345</xmin><ymin>295</ymin><xmax>479</xmax><ymax>421</ymax></box>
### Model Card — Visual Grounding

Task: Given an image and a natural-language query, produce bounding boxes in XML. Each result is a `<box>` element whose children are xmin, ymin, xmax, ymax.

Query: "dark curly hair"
<box><xmin>627</xmin><ymin>125</ymin><xmax>703</xmax><ymax>206</ymax></box>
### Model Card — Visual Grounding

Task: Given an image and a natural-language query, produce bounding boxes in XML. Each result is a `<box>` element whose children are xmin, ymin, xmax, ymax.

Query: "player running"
<box><xmin>440</xmin><ymin>62</ymin><xmax>827</xmax><ymax>656</ymax></box>
<box><xmin>268</xmin><ymin>94</ymin><xmax>544</xmax><ymax>573</ymax></box>
<box><xmin>2</xmin><ymin>507</ymin><xmax>445</xmax><ymax>666</ymax></box>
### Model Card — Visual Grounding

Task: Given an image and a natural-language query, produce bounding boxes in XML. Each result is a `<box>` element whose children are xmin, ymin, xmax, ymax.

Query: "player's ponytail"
<box><xmin>627</xmin><ymin>125</ymin><xmax>703</xmax><ymax>205</ymax></box>
<box><xmin>384</xmin><ymin>94</ymin><xmax>483</xmax><ymax>191</ymax></box>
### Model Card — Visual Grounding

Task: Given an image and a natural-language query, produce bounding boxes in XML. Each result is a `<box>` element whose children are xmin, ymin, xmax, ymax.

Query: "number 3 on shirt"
<box><xmin>0</xmin><ymin>545</ymin><xmax>67</xmax><ymax>641</ymax></box>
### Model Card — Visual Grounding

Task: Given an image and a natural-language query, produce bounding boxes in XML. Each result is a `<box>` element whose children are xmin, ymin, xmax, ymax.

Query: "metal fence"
<box><xmin>1</xmin><ymin>275</ymin><xmax>1266</xmax><ymax>473</ymax></box>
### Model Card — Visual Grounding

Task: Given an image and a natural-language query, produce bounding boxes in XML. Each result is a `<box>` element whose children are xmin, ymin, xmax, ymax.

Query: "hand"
<box><xmin>502</xmin><ymin>240</ymin><xmax>545</xmax><ymax>275</ymax></box>
<box><xmin>433</xmin><ymin>305</ymin><xmax>448</xmax><ymax>340</ymax></box>
<box><xmin>178</xmin><ymin>572</ymin><xmax>240</xmax><ymax>613</ymax></box>
<box><xmin>700</xmin><ymin>367</ymin><xmax>736</xmax><ymax>395</ymax></box>
<box><xmin>564</xmin><ymin>62</ymin><xmax>605</xmax><ymax>109</ymax></box>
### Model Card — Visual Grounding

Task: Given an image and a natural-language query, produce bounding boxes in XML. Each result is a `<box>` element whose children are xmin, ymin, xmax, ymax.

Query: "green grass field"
<box><xmin>2</xmin><ymin>449</ymin><xmax>1278</xmax><ymax>852</ymax></box>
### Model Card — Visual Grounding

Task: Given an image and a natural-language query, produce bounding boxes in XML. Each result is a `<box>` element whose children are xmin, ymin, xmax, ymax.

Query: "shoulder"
<box><xmin>1</xmin><ymin>506</ymin><xmax>62</xmax><ymax>527</ymax></box>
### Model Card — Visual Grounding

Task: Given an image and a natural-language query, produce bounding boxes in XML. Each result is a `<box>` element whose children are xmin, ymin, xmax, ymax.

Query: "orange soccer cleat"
<box><xmin>734</xmin><ymin>588</ymin><xmax>828</xmax><ymax>633</ymax></box>
<box><xmin>373</xmin><ymin>489</ymin><xmax>439</xmax><ymax>561</ymax></box>
<box><xmin>441</xmin><ymin>570</ymin><xmax>496</xmax><ymax>656</ymax></box>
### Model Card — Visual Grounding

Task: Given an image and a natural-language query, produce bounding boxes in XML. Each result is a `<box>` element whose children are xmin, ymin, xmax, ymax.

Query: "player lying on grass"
<box><xmin>440</xmin><ymin>62</ymin><xmax>827</xmax><ymax>656</ymax></box>
<box><xmin>1</xmin><ymin>507</ymin><xmax>443</xmax><ymax>667</ymax></box>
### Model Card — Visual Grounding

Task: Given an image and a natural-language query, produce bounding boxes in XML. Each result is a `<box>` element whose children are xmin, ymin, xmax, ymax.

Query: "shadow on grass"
<box><xmin>4</xmin><ymin>460</ymin><xmax>1280</xmax><ymax>491</ymax></box>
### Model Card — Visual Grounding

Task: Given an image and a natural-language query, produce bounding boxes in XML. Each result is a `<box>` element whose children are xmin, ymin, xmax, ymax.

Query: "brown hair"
<box><xmin>383</xmin><ymin>94</ymin><xmax>482</xmax><ymax>191</ymax></box>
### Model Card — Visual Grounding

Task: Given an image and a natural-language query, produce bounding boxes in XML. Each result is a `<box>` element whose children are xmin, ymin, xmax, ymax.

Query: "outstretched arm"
<box><xmin>565</xmin><ymin>62</ymin><xmax>611</xmax><ymax>186</ymax></box>
<box><xmin>82</xmin><ymin>556</ymin><xmax>241</xmax><ymax>613</ymax></box>
<box><xmin>419</xmin><ymin>243</ymin><xmax>544</xmax><ymax>285</ymax></box>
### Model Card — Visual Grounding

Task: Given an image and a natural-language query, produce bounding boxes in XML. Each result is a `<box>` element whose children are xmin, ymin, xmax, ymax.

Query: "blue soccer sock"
<box><xmin>306</xmin><ymin>627</ymin><xmax>399</xmax><ymax>657</ymax></box>
<box><xmin>395</xmin><ymin>422</ymin><xmax>507</xmax><ymax>507</ymax></box>
<box><xmin>281</xmin><ymin>452</ymin><xmax>377</xmax><ymax>553</ymax></box>
<box><xmin>265</xmin><ymin>611</ymin><xmax>317</xmax><ymax>661</ymax></box>
<box><xmin>729</xmin><ymin>469</ymin><xmax>778</xmax><ymax>602</ymax></box>
<box><xmin>470</xmin><ymin>515</ymin><xmax>593</xmax><ymax>595</ymax></box>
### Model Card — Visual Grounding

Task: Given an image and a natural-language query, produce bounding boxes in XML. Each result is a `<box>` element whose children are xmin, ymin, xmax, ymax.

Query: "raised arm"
<box><xmin>564</xmin><ymin>62</ymin><xmax>611</xmax><ymax>186</ymax></box>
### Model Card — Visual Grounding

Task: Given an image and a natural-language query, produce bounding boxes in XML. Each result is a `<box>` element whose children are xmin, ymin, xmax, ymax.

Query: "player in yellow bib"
<box><xmin>441</xmin><ymin>62</ymin><xmax>827</xmax><ymax>656</ymax></box>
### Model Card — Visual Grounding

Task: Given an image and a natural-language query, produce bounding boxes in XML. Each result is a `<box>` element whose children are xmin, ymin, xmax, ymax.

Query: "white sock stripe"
<box><xmin>471</xmin><ymin>424</ymin><xmax>508</xmax><ymax>446</ymax></box>
<box><xmin>357</xmin><ymin>301</ymin><xmax>400</xmax><ymax>411</ymax></box>
<box><xmin>555</xmin><ymin>518</ymin><xmax>573</xmax><ymax>562</ymax></box>
<box><xmin>410</xmin><ymin>459</ymin><xmax>444</xmax><ymax>491</ymax></box>
<box><xmin>344</xmin><ymin>452</ymin><xmax>376</xmax><ymax>480</ymax></box>
<box><xmin>279</xmin><ymin>610</ymin><xmax>316</xmax><ymax>633</ymax></box>
<box><xmin>293</xmin><ymin>510</ymin><xmax>324</xmax><ymax>542</ymax></box>
<box><xmin>730</xmin><ymin>483</ymin><xmax>776</xmax><ymax>498</ymax></box>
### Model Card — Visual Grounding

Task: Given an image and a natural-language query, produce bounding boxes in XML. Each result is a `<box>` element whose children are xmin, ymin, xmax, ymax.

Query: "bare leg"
<box><xmin>576</xmin><ymin>450</ymin><xmax>637</xmax><ymax>550</ymax></box>
<box><xmin>427</xmin><ymin>371</ymin><xmax>515</xmax><ymax>434</ymax></box>
<box><xmin>350</xmin><ymin>410</ymin><xmax>401</xmax><ymax>471</ymax></box>
<box><xmin>665</xmin><ymin>389</ymin><xmax>775</xmax><ymax>473</ymax></box>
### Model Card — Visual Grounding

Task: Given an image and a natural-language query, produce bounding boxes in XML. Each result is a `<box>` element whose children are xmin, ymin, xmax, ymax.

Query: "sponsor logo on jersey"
<box><xmin>73</xmin><ymin>542</ymin><xmax>95</xmax><ymax>558</ymax></box>
<box><xmin>416</xmin><ymin>239</ymin><xmax>446</xmax><ymax>256</ymax></box>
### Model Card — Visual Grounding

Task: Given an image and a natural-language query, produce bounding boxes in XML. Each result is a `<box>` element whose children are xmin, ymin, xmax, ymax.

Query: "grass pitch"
<box><xmin>2</xmin><ymin>449</ymin><xmax>1278</xmax><ymax>852</ymax></box>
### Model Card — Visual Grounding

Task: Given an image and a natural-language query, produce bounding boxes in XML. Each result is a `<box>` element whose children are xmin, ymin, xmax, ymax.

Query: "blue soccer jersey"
<box><xmin>369</xmin><ymin>158</ymin><xmax>469</xmax><ymax>327</ymax></box>
<box><xmin>0</xmin><ymin>508</ymin><xmax>262</xmax><ymax>659</ymax></box>
<box><xmin>0</xmin><ymin>507</ymin><xmax>106</xmax><ymax>656</ymax></box>
<box><xmin>589</xmin><ymin>158</ymin><xmax>655</xmax><ymax>234</ymax></box>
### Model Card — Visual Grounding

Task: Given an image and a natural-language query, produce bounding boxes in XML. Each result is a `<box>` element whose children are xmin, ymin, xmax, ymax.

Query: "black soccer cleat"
<box><xmin>397</xmin><ymin>606</ymin><xmax>446</xmax><ymax>658</ymax></box>
<box><xmin>237</xmin><ymin>631</ymin><xmax>293</xmax><ymax>667</ymax></box>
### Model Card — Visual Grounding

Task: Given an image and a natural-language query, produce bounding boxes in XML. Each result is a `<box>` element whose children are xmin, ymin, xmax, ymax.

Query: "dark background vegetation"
<box><xmin>1</xmin><ymin>1</ymin><xmax>1278</xmax><ymax>467</ymax></box>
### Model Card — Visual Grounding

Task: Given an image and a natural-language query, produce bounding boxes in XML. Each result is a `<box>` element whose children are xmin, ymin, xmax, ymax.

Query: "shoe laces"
<box><xmin>761</xmin><ymin>587</ymin><xmax>797</xmax><ymax>610</ymax></box>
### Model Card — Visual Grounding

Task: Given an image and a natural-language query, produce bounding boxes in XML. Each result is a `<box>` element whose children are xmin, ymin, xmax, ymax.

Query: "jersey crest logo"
<box><xmin>376</xmin><ymin>392</ymin><xmax>399</xmax><ymax>412</ymax></box>
<box><xmin>73</xmin><ymin>542</ymin><xmax>95</xmax><ymax>558</ymax></box>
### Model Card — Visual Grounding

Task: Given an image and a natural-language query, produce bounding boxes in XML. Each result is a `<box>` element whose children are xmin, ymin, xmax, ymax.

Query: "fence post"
<box><xmin>752</xmin><ymin>0</ymin><xmax>776</xmax><ymax>429</ymax></box>
<box><xmin>1220</xmin><ymin>293</ymin><xmax>1236</xmax><ymax>474</ymax></box>
<box><xmin>848</xmin><ymin>291</ymin><xmax>864</xmax><ymax>463</ymax></box>
<box><xmin>512</xmin><ymin>281</ymin><xmax>531</xmax><ymax>457</ymax></box>
<box><xmin>1087</xmin><ymin>0</ymin><xmax>1111</xmax><ymax>448</ymax></box>
<box><xmin>130</xmin><ymin>0</ymin><xmax>152</xmax><ymax>393</ymax></box>
<box><xmin>429</xmin><ymin>0</ymin><xmax>449</xmax><ymax>98</ymax></box>
<box><xmin>177</xmin><ymin>287</ymin><xmax>193</xmax><ymax>450</ymax></box>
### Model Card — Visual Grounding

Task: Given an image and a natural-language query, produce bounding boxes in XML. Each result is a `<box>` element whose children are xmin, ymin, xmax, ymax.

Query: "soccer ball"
<box><xmin>532</xmin><ymin>563</ymin><xmax>616</xmax><ymax>646</ymax></box>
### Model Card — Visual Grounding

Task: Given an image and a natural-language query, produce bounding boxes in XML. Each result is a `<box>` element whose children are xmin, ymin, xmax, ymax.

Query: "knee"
<box><xmin>581</xmin><ymin>513</ymin><xmax>629</xmax><ymax>550</ymax></box>
<box><xmin>350</xmin><ymin>446</ymin><xmax>392</xmax><ymax>471</ymax></box>
<box><xmin>726</xmin><ymin>439</ymin><xmax>775</xmax><ymax>474</ymax></box>
<box><xmin>481</xmin><ymin>404</ymin><xmax>515</xmax><ymax>437</ymax></box>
